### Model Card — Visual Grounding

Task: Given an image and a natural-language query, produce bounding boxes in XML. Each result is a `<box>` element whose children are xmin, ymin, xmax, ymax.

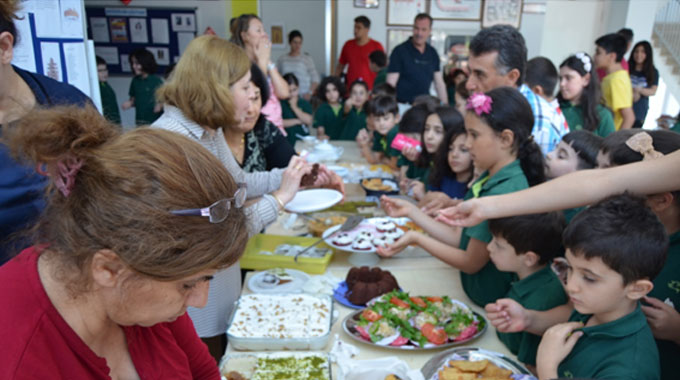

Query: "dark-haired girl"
<box><xmin>281</xmin><ymin>73</ymin><xmax>313</xmax><ymax>147</ymax></box>
<box><xmin>122</xmin><ymin>48</ymin><xmax>163</xmax><ymax>125</ymax></box>
<box><xmin>339</xmin><ymin>79</ymin><xmax>369</xmax><ymax>140</ymax></box>
<box><xmin>313</xmin><ymin>76</ymin><xmax>345</xmax><ymax>140</ymax></box>
<box><xmin>629</xmin><ymin>41</ymin><xmax>659</xmax><ymax>128</ymax></box>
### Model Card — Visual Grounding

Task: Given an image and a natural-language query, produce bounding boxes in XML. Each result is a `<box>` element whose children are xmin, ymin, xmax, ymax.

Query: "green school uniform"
<box><xmin>128</xmin><ymin>74</ymin><xmax>163</xmax><ymax>126</ymax></box>
<box><xmin>648</xmin><ymin>230</ymin><xmax>680</xmax><ymax>380</ymax></box>
<box><xmin>459</xmin><ymin>160</ymin><xmax>527</xmax><ymax>307</ymax></box>
<box><xmin>497</xmin><ymin>266</ymin><xmax>568</xmax><ymax>366</ymax></box>
<box><xmin>558</xmin><ymin>304</ymin><xmax>660</xmax><ymax>380</ymax></box>
<box><xmin>560</xmin><ymin>101</ymin><xmax>616</xmax><ymax>138</ymax></box>
<box><xmin>338</xmin><ymin>107</ymin><xmax>366</xmax><ymax>141</ymax></box>
<box><xmin>371</xmin><ymin>125</ymin><xmax>400</xmax><ymax>158</ymax></box>
<box><xmin>313</xmin><ymin>103</ymin><xmax>344</xmax><ymax>140</ymax></box>
<box><xmin>373</xmin><ymin>68</ymin><xmax>387</xmax><ymax>87</ymax></box>
<box><xmin>99</xmin><ymin>81</ymin><xmax>120</xmax><ymax>125</ymax></box>
<box><xmin>671</xmin><ymin>120</ymin><xmax>680</xmax><ymax>133</ymax></box>
<box><xmin>281</xmin><ymin>98</ymin><xmax>313</xmax><ymax>147</ymax></box>
<box><xmin>398</xmin><ymin>155</ymin><xmax>430</xmax><ymax>183</ymax></box>
<box><xmin>563</xmin><ymin>206</ymin><xmax>585</xmax><ymax>224</ymax></box>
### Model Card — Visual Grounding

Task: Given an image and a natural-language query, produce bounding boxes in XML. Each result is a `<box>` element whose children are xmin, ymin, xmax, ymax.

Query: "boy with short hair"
<box><xmin>594</xmin><ymin>33</ymin><xmax>634</xmax><ymax>130</ymax></box>
<box><xmin>96</xmin><ymin>56</ymin><xmax>121</xmax><ymax>125</ymax></box>
<box><xmin>526</xmin><ymin>56</ymin><xmax>569</xmax><ymax>136</ymax></box>
<box><xmin>356</xmin><ymin>95</ymin><xmax>400</xmax><ymax>169</ymax></box>
<box><xmin>369</xmin><ymin>50</ymin><xmax>388</xmax><ymax>88</ymax></box>
<box><xmin>487</xmin><ymin>212</ymin><xmax>568</xmax><ymax>370</ymax></box>
<box><xmin>536</xmin><ymin>194</ymin><xmax>667</xmax><ymax>380</ymax></box>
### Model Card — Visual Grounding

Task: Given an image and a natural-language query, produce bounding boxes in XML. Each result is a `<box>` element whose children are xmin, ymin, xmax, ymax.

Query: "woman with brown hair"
<box><xmin>0</xmin><ymin>105</ymin><xmax>248</xmax><ymax>378</ymax></box>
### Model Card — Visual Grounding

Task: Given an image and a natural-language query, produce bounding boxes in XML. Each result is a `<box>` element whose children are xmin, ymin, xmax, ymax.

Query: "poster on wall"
<box><xmin>386</xmin><ymin>28</ymin><xmax>412</xmax><ymax>55</ymax></box>
<box><xmin>60</xmin><ymin>0</ymin><xmax>84</xmax><ymax>38</ymax></box>
<box><xmin>171</xmin><ymin>13</ymin><xmax>196</xmax><ymax>32</ymax></box>
<box><xmin>12</xmin><ymin>11</ymin><xmax>36</xmax><ymax>72</ymax></box>
<box><xmin>34</xmin><ymin>0</ymin><xmax>62</xmax><ymax>38</ymax></box>
<box><xmin>147</xmin><ymin>47</ymin><xmax>170</xmax><ymax>66</ymax></box>
<box><xmin>40</xmin><ymin>42</ymin><xmax>63</xmax><ymax>81</ymax></box>
<box><xmin>129</xmin><ymin>18</ymin><xmax>149</xmax><ymax>43</ymax></box>
<box><xmin>482</xmin><ymin>0</ymin><xmax>523</xmax><ymax>28</ymax></box>
<box><xmin>270</xmin><ymin>24</ymin><xmax>285</xmax><ymax>48</ymax></box>
<box><xmin>429</xmin><ymin>0</ymin><xmax>482</xmax><ymax>21</ymax></box>
<box><xmin>386</xmin><ymin>0</ymin><xmax>426</xmax><ymax>26</ymax></box>
<box><xmin>90</xmin><ymin>17</ymin><xmax>109</xmax><ymax>42</ymax></box>
<box><xmin>110</xmin><ymin>17</ymin><xmax>128</xmax><ymax>43</ymax></box>
<box><xmin>63</xmin><ymin>42</ymin><xmax>89</xmax><ymax>95</ymax></box>
<box><xmin>151</xmin><ymin>18</ymin><xmax>170</xmax><ymax>44</ymax></box>
<box><xmin>94</xmin><ymin>46</ymin><xmax>119</xmax><ymax>65</ymax></box>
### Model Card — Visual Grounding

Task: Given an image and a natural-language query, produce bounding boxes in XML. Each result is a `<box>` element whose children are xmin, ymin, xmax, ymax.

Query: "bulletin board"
<box><xmin>85</xmin><ymin>6</ymin><xmax>197</xmax><ymax>75</ymax></box>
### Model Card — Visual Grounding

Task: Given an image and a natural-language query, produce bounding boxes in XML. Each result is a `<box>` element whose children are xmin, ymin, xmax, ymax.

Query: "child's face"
<box><xmin>559</xmin><ymin>66</ymin><xmax>588</xmax><ymax>103</ymax></box>
<box><xmin>633</xmin><ymin>45</ymin><xmax>647</xmax><ymax>65</ymax></box>
<box><xmin>448</xmin><ymin>134</ymin><xmax>472</xmax><ymax>175</ymax></box>
<box><xmin>288</xmin><ymin>83</ymin><xmax>299</xmax><ymax>99</ymax></box>
<box><xmin>374</xmin><ymin>113</ymin><xmax>398</xmax><ymax>135</ymax></box>
<box><xmin>423</xmin><ymin>113</ymin><xmax>445</xmax><ymax>154</ymax></box>
<box><xmin>593</xmin><ymin>46</ymin><xmax>613</xmax><ymax>69</ymax></box>
<box><xmin>325</xmin><ymin>83</ymin><xmax>340</xmax><ymax>104</ymax></box>
<box><xmin>463</xmin><ymin>112</ymin><xmax>504</xmax><ymax>172</ymax></box>
<box><xmin>97</xmin><ymin>64</ymin><xmax>108</xmax><ymax>82</ymax></box>
<box><xmin>596</xmin><ymin>149</ymin><xmax>612</xmax><ymax>168</ymax></box>
<box><xmin>350</xmin><ymin>85</ymin><xmax>368</xmax><ymax>108</ymax></box>
<box><xmin>487</xmin><ymin>235</ymin><xmax>522</xmax><ymax>273</ymax></box>
<box><xmin>131</xmin><ymin>57</ymin><xmax>142</xmax><ymax>75</ymax></box>
<box><xmin>545</xmin><ymin>140</ymin><xmax>580</xmax><ymax>179</ymax></box>
<box><xmin>564</xmin><ymin>249</ymin><xmax>634</xmax><ymax>323</ymax></box>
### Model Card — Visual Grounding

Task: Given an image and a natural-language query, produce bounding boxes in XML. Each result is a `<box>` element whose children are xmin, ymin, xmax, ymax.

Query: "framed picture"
<box><xmin>428</xmin><ymin>0</ymin><xmax>482</xmax><ymax>21</ymax></box>
<box><xmin>482</xmin><ymin>0</ymin><xmax>523</xmax><ymax>28</ymax></box>
<box><xmin>386</xmin><ymin>0</ymin><xmax>426</xmax><ymax>26</ymax></box>
<box><xmin>386</xmin><ymin>28</ymin><xmax>412</xmax><ymax>55</ymax></box>
<box><xmin>354</xmin><ymin>0</ymin><xmax>379</xmax><ymax>8</ymax></box>
<box><xmin>270</xmin><ymin>23</ymin><xmax>285</xmax><ymax>48</ymax></box>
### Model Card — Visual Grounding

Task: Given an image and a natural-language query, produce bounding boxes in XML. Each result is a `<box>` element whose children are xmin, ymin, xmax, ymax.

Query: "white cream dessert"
<box><xmin>376</xmin><ymin>219</ymin><xmax>397</xmax><ymax>232</ymax></box>
<box><xmin>333</xmin><ymin>233</ymin><xmax>353</xmax><ymax>246</ymax></box>
<box><xmin>352</xmin><ymin>238</ymin><xmax>373</xmax><ymax>251</ymax></box>
<box><xmin>384</xmin><ymin>228</ymin><xmax>404</xmax><ymax>240</ymax></box>
<box><xmin>357</xmin><ymin>230</ymin><xmax>374</xmax><ymax>239</ymax></box>
<box><xmin>372</xmin><ymin>236</ymin><xmax>395</xmax><ymax>248</ymax></box>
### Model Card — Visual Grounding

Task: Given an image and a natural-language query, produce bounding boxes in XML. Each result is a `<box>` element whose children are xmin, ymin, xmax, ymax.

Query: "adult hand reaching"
<box><xmin>273</xmin><ymin>155</ymin><xmax>312</xmax><ymax>205</ymax></box>
<box><xmin>314</xmin><ymin>164</ymin><xmax>346</xmax><ymax>198</ymax></box>
<box><xmin>436</xmin><ymin>198</ymin><xmax>490</xmax><ymax>227</ymax></box>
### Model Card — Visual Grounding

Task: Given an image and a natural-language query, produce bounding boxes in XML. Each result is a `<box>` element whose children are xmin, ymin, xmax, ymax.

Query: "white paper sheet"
<box><xmin>11</xmin><ymin>10</ymin><xmax>37</xmax><ymax>72</ymax></box>
<box><xmin>151</xmin><ymin>18</ymin><xmax>169</xmax><ymax>44</ymax></box>
<box><xmin>90</xmin><ymin>17</ymin><xmax>109</xmax><ymax>43</ymax></box>
<box><xmin>120</xmin><ymin>54</ymin><xmax>131</xmax><ymax>72</ymax></box>
<box><xmin>177</xmin><ymin>32</ymin><xmax>194</xmax><ymax>56</ymax></box>
<box><xmin>94</xmin><ymin>46</ymin><xmax>119</xmax><ymax>65</ymax></box>
<box><xmin>60</xmin><ymin>0</ymin><xmax>84</xmax><ymax>38</ymax></box>
<box><xmin>40</xmin><ymin>42</ymin><xmax>62</xmax><ymax>81</ymax></box>
<box><xmin>171</xmin><ymin>13</ymin><xmax>195</xmax><ymax>32</ymax></box>
<box><xmin>86</xmin><ymin>41</ymin><xmax>103</xmax><ymax>114</ymax></box>
<box><xmin>146</xmin><ymin>47</ymin><xmax>170</xmax><ymax>66</ymax></box>
<box><xmin>129</xmin><ymin>17</ymin><xmax>148</xmax><ymax>44</ymax></box>
<box><xmin>34</xmin><ymin>0</ymin><xmax>61</xmax><ymax>38</ymax></box>
<box><xmin>63</xmin><ymin>42</ymin><xmax>89</xmax><ymax>96</ymax></box>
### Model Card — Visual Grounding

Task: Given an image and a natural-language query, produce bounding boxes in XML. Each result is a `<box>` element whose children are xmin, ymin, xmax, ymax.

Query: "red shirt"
<box><xmin>339</xmin><ymin>38</ymin><xmax>384</xmax><ymax>90</ymax></box>
<box><xmin>0</xmin><ymin>247</ymin><xmax>220</xmax><ymax>380</ymax></box>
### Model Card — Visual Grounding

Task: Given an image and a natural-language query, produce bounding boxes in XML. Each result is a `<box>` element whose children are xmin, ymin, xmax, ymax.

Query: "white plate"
<box><xmin>247</xmin><ymin>269</ymin><xmax>310</xmax><ymax>294</ymax></box>
<box><xmin>285</xmin><ymin>189</ymin><xmax>343</xmax><ymax>213</ymax></box>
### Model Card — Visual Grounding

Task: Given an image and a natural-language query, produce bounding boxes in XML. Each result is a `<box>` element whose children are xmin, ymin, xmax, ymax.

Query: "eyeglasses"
<box><xmin>170</xmin><ymin>183</ymin><xmax>247</xmax><ymax>223</ymax></box>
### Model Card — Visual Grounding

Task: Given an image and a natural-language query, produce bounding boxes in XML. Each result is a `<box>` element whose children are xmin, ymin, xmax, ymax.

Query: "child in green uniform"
<box><xmin>558</xmin><ymin>52</ymin><xmax>615</xmax><ymax>137</ymax></box>
<box><xmin>281</xmin><ymin>73</ymin><xmax>313</xmax><ymax>148</ymax></box>
<box><xmin>536</xmin><ymin>194</ymin><xmax>665</xmax><ymax>380</ymax></box>
<box><xmin>487</xmin><ymin>213</ymin><xmax>568</xmax><ymax>370</ymax></box>
<box><xmin>596</xmin><ymin>130</ymin><xmax>680</xmax><ymax>380</ymax></box>
<box><xmin>378</xmin><ymin>88</ymin><xmax>547</xmax><ymax>307</ymax></box>
<box><xmin>96</xmin><ymin>56</ymin><xmax>120</xmax><ymax>125</ymax></box>
<box><xmin>395</xmin><ymin>103</ymin><xmax>431</xmax><ymax>188</ymax></box>
<box><xmin>338</xmin><ymin>80</ymin><xmax>368</xmax><ymax>141</ymax></box>
<box><xmin>369</xmin><ymin>50</ymin><xmax>387</xmax><ymax>88</ymax></box>
<box><xmin>313</xmin><ymin>76</ymin><xmax>344</xmax><ymax>140</ymax></box>
<box><xmin>356</xmin><ymin>95</ymin><xmax>400</xmax><ymax>170</ymax></box>
<box><xmin>122</xmin><ymin>49</ymin><xmax>163</xmax><ymax>126</ymax></box>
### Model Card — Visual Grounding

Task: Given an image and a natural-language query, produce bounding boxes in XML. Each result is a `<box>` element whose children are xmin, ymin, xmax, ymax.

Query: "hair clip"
<box><xmin>575</xmin><ymin>52</ymin><xmax>592</xmax><ymax>72</ymax></box>
<box><xmin>625</xmin><ymin>132</ymin><xmax>663</xmax><ymax>161</ymax></box>
<box><xmin>466</xmin><ymin>93</ymin><xmax>493</xmax><ymax>116</ymax></box>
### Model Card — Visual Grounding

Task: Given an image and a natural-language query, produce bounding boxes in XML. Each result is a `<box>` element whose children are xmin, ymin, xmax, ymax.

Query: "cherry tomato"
<box><xmin>355</xmin><ymin>325</ymin><xmax>371</xmax><ymax>340</ymax></box>
<box><xmin>410</xmin><ymin>297</ymin><xmax>427</xmax><ymax>308</ymax></box>
<box><xmin>390</xmin><ymin>297</ymin><xmax>410</xmax><ymax>308</ymax></box>
<box><xmin>362</xmin><ymin>309</ymin><xmax>382</xmax><ymax>322</ymax></box>
<box><xmin>389</xmin><ymin>336</ymin><xmax>409</xmax><ymax>346</ymax></box>
<box><xmin>421</xmin><ymin>323</ymin><xmax>447</xmax><ymax>345</ymax></box>
<box><xmin>426</xmin><ymin>296</ymin><xmax>443</xmax><ymax>303</ymax></box>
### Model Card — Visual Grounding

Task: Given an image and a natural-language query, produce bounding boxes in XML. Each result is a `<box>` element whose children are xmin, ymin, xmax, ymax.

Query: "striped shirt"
<box><xmin>276</xmin><ymin>53</ymin><xmax>320</xmax><ymax>96</ymax></box>
<box><xmin>519</xmin><ymin>84</ymin><xmax>569</xmax><ymax>154</ymax></box>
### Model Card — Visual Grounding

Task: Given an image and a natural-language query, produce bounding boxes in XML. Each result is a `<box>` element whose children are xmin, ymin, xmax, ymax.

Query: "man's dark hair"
<box><xmin>288</xmin><ymin>29</ymin><xmax>302</xmax><ymax>43</ymax></box>
<box><xmin>526</xmin><ymin>57</ymin><xmax>558</xmax><ymax>97</ymax></box>
<box><xmin>563</xmin><ymin>193</ymin><xmax>668</xmax><ymax>284</ymax></box>
<box><xmin>355</xmin><ymin>15</ymin><xmax>370</xmax><ymax>29</ymax></box>
<box><xmin>372</xmin><ymin>83</ymin><xmax>396</xmax><ymax>99</ymax></box>
<box><xmin>617</xmin><ymin>28</ymin><xmax>634</xmax><ymax>44</ymax></box>
<box><xmin>489</xmin><ymin>213</ymin><xmax>566</xmax><ymax>265</ymax></box>
<box><xmin>369</xmin><ymin>50</ymin><xmax>387</xmax><ymax>68</ymax></box>
<box><xmin>96</xmin><ymin>55</ymin><xmax>106</xmax><ymax>66</ymax></box>
<box><xmin>414</xmin><ymin>13</ymin><xmax>433</xmax><ymax>27</ymax></box>
<box><xmin>129</xmin><ymin>48</ymin><xmax>157</xmax><ymax>74</ymax></box>
<box><xmin>469</xmin><ymin>25</ymin><xmax>527</xmax><ymax>85</ymax></box>
<box><xmin>595</xmin><ymin>33</ymin><xmax>628</xmax><ymax>62</ymax></box>
<box><xmin>367</xmin><ymin>95</ymin><xmax>398</xmax><ymax>117</ymax></box>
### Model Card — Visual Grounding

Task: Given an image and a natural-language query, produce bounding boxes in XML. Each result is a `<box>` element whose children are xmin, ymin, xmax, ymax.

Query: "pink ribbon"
<box><xmin>466</xmin><ymin>93</ymin><xmax>493</xmax><ymax>116</ymax></box>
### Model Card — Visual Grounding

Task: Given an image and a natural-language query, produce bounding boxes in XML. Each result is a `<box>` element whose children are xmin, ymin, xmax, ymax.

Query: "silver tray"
<box><xmin>421</xmin><ymin>347</ymin><xmax>531</xmax><ymax>379</ymax></box>
<box><xmin>219</xmin><ymin>351</ymin><xmax>332</xmax><ymax>380</ymax></box>
<box><xmin>342</xmin><ymin>309</ymin><xmax>487</xmax><ymax>351</ymax></box>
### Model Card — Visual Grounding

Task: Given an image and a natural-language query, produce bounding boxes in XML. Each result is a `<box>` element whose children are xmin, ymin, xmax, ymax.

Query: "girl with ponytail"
<box><xmin>378</xmin><ymin>86</ymin><xmax>544</xmax><ymax>307</ymax></box>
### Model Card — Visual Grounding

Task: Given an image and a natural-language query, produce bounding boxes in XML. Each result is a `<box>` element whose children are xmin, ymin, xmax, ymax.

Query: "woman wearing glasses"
<box><xmin>0</xmin><ymin>105</ymin><xmax>247</xmax><ymax>378</ymax></box>
<box><xmin>152</xmin><ymin>35</ymin><xmax>313</xmax><ymax>359</ymax></box>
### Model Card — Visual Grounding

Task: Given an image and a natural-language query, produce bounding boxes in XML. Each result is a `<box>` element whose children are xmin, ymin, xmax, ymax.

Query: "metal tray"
<box><xmin>421</xmin><ymin>347</ymin><xmax>531</xmax><ymax>379</ymax></box>
<box><xmin>219</xmin><ymin>351</ymin><xmax>332</xmax><ymax>380</ymax></box>
<box><xmin>342</xmin><ymin>309</ymin><xmax>487</xmax><ymax>351</ymax></box>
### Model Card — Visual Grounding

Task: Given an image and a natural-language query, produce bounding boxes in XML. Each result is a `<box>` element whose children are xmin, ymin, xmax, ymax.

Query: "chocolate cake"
<box><xmin>345</xmin><ymin>266</ymin><xmax>399</xmax><ymax>305</ymax></box>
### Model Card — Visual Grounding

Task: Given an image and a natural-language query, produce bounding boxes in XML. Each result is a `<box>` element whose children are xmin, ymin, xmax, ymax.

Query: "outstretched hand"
<box><xmin>435</xmin><ymin>198</ymin><xmax>489</xmax><ymax>227</ymax></box>
<box><xmin>380</xmin><ymin>195</ymin><xmax>417</xmax><ymax>218</ymax></box>
<box><xmin>376</xmin><ymin>230</ymin><xmax>420</xmax><ymax>258</ymax></box>
<box><xmin>485</xmin><ymin>298</ymin><xmax>531</xmax><ymax>333</ymax></box>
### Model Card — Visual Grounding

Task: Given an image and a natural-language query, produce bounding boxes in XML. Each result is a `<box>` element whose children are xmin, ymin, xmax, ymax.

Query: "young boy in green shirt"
<box><xmin>536</xmin><ymin>194</ymin><xmax>666</xmax><ymax>380</ymax></box>
<box><xmin>281</xmin><ymin>73</ymin><xmax>313</xmax><ymax>148</ymax></box>
<box><xmin>96</xmin><ymin>56</ymin><xmax>121</xmax><ymax>125</ymax></box>
<box><xmin>486</xmin><ymin>213</ymin><xmax>567</xmax><ymax>371</ymax></box>
<box><xmin>356</xmin><ymin>95</ymin><xmax>400</xmax><ymax>170</ymax></box>
<box><xmin>369</xmin><ymin>50</ymin><xmax>387</xmax><ymax>88</ymax></box>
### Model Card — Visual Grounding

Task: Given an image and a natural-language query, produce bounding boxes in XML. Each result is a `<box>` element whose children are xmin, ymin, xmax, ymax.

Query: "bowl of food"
<box><xmin>306</xmin><ymin>211</ymin><xmax>353</xmax><ymax>237</ymax></box>
<box><xmin>361</xmin><ymin>177</ymin><xmax>399</xmax><ymax>196</ymax></box>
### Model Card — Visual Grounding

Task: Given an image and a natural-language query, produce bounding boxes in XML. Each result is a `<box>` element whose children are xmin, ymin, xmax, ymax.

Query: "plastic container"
<box><xmin>360</xmin><ymin>177</ymin><xmax>399</xmax><ymax>196</ymax></box>
<box><xmin>226</xmin><ymin>293</ymin><xmax>334</xmax><ymax>351</ymax></box>
<box><xmin>219</xmin><ymin>352</ymin><xmax>332</xmax><ymax>380</ymax></box>
<box><xmin>240</xmin><ymin>234</ymin><xmax>334</xmax><ymax>274</ymax></box>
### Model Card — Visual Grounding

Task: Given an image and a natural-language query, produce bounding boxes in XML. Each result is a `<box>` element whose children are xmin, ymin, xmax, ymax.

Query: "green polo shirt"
<box><xmin>338</xmin><ymin>107</ymin><xmax>366</xmax><ymax>141</ymax></box>
<box><xmin>560</xmin><ymin>101</ymin><xmax>615</xmax><ymax>138</ymax></box>
<box><xmin>371</xmin><ymin>125</ymin><xmax>400</xmax><ymax>158</ymax></box>
<box><xmin>373</xmin><ymin>68</ymin><xmax>387</xmax><ymax>87</ymax></box>
<box><xmin>128</xmin><ymin>74</ymin><xmax>163</xmax><ymax>126</ymax></box>
<box><xmin>459</xmin><ymin>160</ymin><xmax>527</xmax><ymax>307</ymax></box>
<box><xmin>281</xmin><ymin>98</ymin><xmax>313</xmax><ymax>147</ymax></box>
<box><xmin>558</xmin><ymin>304</ymin><xmax>660</xmax><ymax>380</ymax></box>
<box><xmin>313</xmin><ymin>103</ymin><xmax>344</xmax><ymax>140</ymax></box>
<box><xmin>563</xmin><ymin>206</ymin><xmax>585</xmax><ymax>224</ymax></box>
<box><xmin>671</xmin><ymin>120</ymin><xmax>680</xmax><ymax>134</ymax></box>
<box><xmin>99</xmin><ymin>81</ymin><xmax>120</xmax><ymax>125</ymax></box>
<box><xmin>497</xmin><ymin>266</ymin><xmax>568</xmax><ymax>366</ymax></box>
<box><xmin>648</xmin><ymin>230</ymin><xmax>680</xmax><ymax>380</ymax></box>
<box><xmin>398</xmin><ymin>155</ymin><xmax>430</xmax><ymax>184</ymax></box>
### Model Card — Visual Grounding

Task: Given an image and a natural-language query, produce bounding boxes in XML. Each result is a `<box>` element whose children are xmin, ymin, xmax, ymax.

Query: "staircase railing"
<box><xmin>654</xmin><ymin>0</ymin><xmax>680</xmax><ymax>70</ymax></box>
